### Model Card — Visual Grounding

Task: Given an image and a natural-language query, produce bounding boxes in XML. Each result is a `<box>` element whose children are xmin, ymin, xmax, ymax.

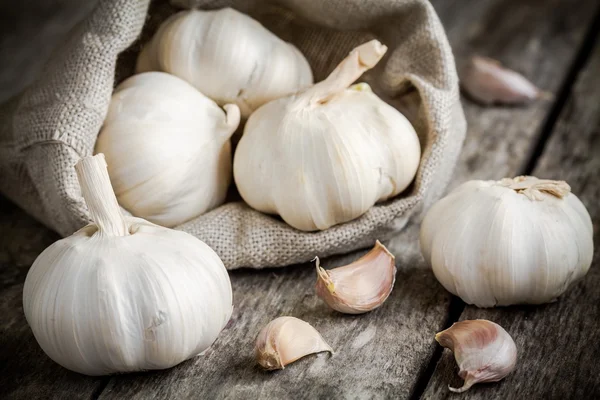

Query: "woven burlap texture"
<box><xmin>0</xmin><ymin>0</ymin><xmax>466</xmax><ymax>269</ymax></box>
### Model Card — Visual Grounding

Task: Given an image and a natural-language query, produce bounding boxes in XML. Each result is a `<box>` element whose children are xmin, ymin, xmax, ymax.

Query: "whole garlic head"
<box><xmin>23</xmin><ymin>155</ymin><xmax>233</xmax><ymax>376</ymax></box>
<box><xmin>234</xmin><ymin>40</ymin><xmax>421</xmax><ymax>231</ymax></box>
<box><xmin>95</xmin><ymin>72</ymin><xmax>240</xmax><ymax>227</ymax></box>
<box><xmin>137</xmin><ymin>8</ymin><xmax>313</xmax><ymax>117</ymax></box>
<box><xmin>420</xmin><ymin>176</ymin><xmax>593</xmax><ymax>307</ymax></box>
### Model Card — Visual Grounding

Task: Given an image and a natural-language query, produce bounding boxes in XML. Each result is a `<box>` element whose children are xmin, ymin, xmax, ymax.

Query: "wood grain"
<box><xmin>0</xmin><ymin>0</ymin><xmax>597</xmax><ymax>399</ymax></box>
<box><xmin>424</xmin><ymin>26</ymin><xmax>600</xmax><ymax>400</ymax></box>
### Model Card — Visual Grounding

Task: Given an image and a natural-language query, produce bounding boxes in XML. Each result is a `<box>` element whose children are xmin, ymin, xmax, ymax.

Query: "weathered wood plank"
<box><xmin>429</xmin><ymin>0</ymin><xmax>597</xmax><ymax>187</ymax></box>
<box><xmin>424</xmin><ymin>25</ymin><xmax>600</xmax><ymax>399</ymax></box>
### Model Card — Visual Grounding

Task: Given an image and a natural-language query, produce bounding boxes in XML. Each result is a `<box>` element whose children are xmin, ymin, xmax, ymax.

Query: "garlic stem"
<box><xmin>75</xmin><ymin>154</ymin><xmax>129</xmax><ymax>236</ymax></box>
<box><xmin>304</xmin><ymin>40</ymin><xmax>387</xmax><ymax>105</ymax></box>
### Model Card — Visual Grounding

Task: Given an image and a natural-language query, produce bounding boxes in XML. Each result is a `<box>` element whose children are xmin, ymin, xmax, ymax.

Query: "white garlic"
<box><xmin>315</xmin><ymin>241</ymin><xmax>396</xmax><ymax>314</ymax></box>
<box><xmin>137</xmin><ymin>8</ymin><xmax>313</xmax><ymax>118</ymax></box>
<box><xmin>234</xmin><ymin>40</ymin><xmax>421</xmax><ymax>231</ymax></box>
<box><xmin>420</xmin><ymin>176</ymin><xmax>593</xmax><ymax>307</ymax></box>
<box><xmin>95</xmin><ymin>72</ymin><xmax>240</xmax><ymax>227</ymax></box>
<box><xmin>23</xmin><ymin>154</ymin><xmax>233</xmax><ymax>376</ymax></box>
<box><xmin>255</xmin><ymin>317</ymin><xmax>333</xmax><ymax>370</ymax></box>
<box><xmin>436</xmin><ymin>319</ymin><xmax>517</xmax><ymax>393</ymax></box>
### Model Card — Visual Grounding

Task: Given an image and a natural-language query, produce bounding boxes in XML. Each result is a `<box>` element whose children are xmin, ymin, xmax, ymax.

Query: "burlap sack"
<box><xmin>0</xmin><ymin>0</ymin><xmax>465</xmax><ymax>269</ymax></box>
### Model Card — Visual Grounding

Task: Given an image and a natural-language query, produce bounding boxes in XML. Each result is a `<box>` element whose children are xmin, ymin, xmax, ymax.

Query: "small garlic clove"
<box><xmin>255</xmin><ymin>317</ymin><xmax>333</xmax><ymax>370</ymax></box>
<box><xmin>435</xmin><ymin>319</ymin><xmax>517</xmax><ymax>393</ymax></box>
<box><xmin>460</xmin><ymin>56</ymin><xmax>552</xmax><ymax>105</ymax></box>
<box><xmin>315</xmin><ymin>241</ymin><xmax>397</xmax><ymax>314</ymax></box>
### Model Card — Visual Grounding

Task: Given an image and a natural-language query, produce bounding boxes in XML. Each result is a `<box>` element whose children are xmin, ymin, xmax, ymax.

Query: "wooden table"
<box><xmin>1</xmin><ymin>0</ymin><xmax>599</xmax><ymax>398</ymax></box>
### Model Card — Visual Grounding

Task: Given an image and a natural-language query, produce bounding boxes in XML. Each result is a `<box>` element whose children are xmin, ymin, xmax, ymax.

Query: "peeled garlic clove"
<box><xmin>460</xmin><ymin>56</ymin><xmax>551</xmax><ymax>105</ymax></box>
<box><xmin>436</xmin><ymin>319</ymin><xmax>517</xmax><ymax>393</ymax></box>
<box><xmin>315</xmin><ymin>241</ymin><xmax>396</xmax><ymax>314</ymax></box>
<box><xmin>255</xmin><ymin>317</ymin><xmax>333</xmax><ymax>370</ymax></box>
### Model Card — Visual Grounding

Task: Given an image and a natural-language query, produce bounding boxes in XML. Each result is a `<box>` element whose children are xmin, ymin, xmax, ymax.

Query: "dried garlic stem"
<box><xmin>75</xmin><ymin>154</ymin><xmax>129</xmax><ymax>236</ymax></box>
<box><xmin>499</xmin><ymin>176</ymin><xmax>571</xmax><ymax>200</ymax></box>
<box><xmin>304</xmin><ymin>40</ymin><xmax>387</xmax><ymax>104</ymax></box>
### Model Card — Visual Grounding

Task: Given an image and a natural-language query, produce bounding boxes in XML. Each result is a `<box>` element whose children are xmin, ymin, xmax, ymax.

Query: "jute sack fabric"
<box><xmin>0</xmin><ymin>0</ymin><xmax>466</xmax><ymax>269</ymax></box>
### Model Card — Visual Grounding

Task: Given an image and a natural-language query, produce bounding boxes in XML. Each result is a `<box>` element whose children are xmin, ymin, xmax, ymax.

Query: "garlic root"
<box><xmin>315</xmin><ymin>241</ymin><xmax>396</xmax><ymax>314</ymax></box>
<box><xmin>255</xmin><ymin>317</ymin><xmax>333</xmax><ymax>370</ymax></box>
<box><xmin>436</xmin><ymin>320</ymin><xmax>517</xmax><ymax>393</ymax></box>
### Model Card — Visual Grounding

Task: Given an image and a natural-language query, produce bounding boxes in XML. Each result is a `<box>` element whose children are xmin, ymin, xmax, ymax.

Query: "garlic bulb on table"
<box><xmin>23</xmin><ymin>154</ymin><xmax>233</xmax><ymax>376</ymax></box>
<box><xmin>137</xmin><ymin>8</ymin><xmax>313</xmax><ymax>118</ymax></box>
<box><xmin>95</xmin><ymin>72</ymin><xmax>240</xmax><ymax>227</ymax></box>
<box><xmin>234</xmin><ymin>40</ymin><xmax>421</xmax><ymax>231</ymax></box>
<box><xmin>420</xmin><ymin>176</ymin><xmax>593</xmax><ymax>307</ymax></box>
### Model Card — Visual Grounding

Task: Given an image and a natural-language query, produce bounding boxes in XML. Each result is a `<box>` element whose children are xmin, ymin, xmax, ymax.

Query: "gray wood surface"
<box><xmin>0</xmin><ymin>0</ymin><xmax>598</xmax><ymax>399</ymax></box>
<box><xmin>424</xmin><ymin>25</ymin><xmax>600</xmax><ymax>399</ymax></box>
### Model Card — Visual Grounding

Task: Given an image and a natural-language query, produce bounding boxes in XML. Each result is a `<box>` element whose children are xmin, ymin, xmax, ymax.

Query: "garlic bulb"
<box><xmin>255</xmin><ymin>317</ymin><xmax>333</xmax><ymax>370</ymax></box>
<box><xmin>137</xmin><ymin>8</ymin><xmax>313</xmax><ymax>118</ymax></box>
<box><xmin>436</xmin><ymin>319</ymin><xmax>517</xmax><ymax>393</ymax></box>
<box><xmin>234</xmin><ymin>40</ymin><xmax>421</xmax><ymax>231</ymax></box>
<box><xmin>420</xmin><ymin>176</ymin><xmax>593</xmax><ymax>307</ymax></box>
<box><xmin>23</xmin><ymin>154</ymin><xmax>233</xmax><ymax>376</ymax></box>
<box><xmin>95</xmin><ymin>72</ymin><xmax>240</xmax><ymax>227</ymax></box>
<box><xmin>315</xmin><ymin>241</ymin><xmax>396</xmax><ymax>314</ymax></box>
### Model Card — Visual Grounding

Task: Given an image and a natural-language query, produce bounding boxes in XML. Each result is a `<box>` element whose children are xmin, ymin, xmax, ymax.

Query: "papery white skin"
<box><xmin>420</xmin><ymin>176</ymin><xmax>593</xmax><ymax>307</ymax></box>
<box><xmin>234</xmin><ymin>40</ymin><xmax>421</xmax><ymax>231</ymax></box>
<box><xmin>436</xmin><ymin>320</ymin><xmax>517</xmax><ymax>393</ymax></box>
<box><xmin>137</xmin><ymin>8</ymin><xmax>313</xmax><ymax>117</ymax></box>
<box><xmin>23</xmin><ymin>155</ymin><xmax>233</xmax><ymax>376</ymax></box>
<box><xmin>95</xmin><ymin>72</ymin><xmax>240</xmax><ymax>227</ymax></box>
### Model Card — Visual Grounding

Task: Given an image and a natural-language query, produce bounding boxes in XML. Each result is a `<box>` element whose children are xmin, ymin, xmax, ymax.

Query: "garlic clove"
<box><xmin>435</xmin><ymin>319</ymin><xmax>517</xmax><ymax>393</ymax></box>
<box><xmin>315</xmin><ymin>241</ymin><xmax>397</xmax><ymax>314</ymax></box>
<box><xmin>460</xmin><ymin>56</ymin><xmax>552</xmax><ymax>105</ymax></box>
<box><xmin>255</xmin><ymin>317</ymin><xmax>333</xmax><ymax>370</ymax></box>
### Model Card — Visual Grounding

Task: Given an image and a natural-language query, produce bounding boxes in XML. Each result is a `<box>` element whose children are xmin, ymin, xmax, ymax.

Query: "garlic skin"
<box><xmin>137</xmin><ymin>8</ymin><xmax>313</xmax><ymax>118</ymax></box>
<box><xmin>315</xmin><ymin>241</ymin><xmax>396</xmax><ymax>314</ymax></box>
<box><xmin>436</xmin><ymin>319</ymin><xmax>517</xmax><ymax>393</ymax></box>
<box><xmin>420</xmin><ymin>176</ymin><xmax>593</xmax><ymax>307</ymax></box>
<box><xmin>23</xmin><ymin>154</ymin><xmax>233</xmax><ymax>376</ymax></box>
<box><xmin>234</xmin><ymin>40</ymin><xmax>421</xmax><ymax>231</ymax></box>
<box><xmin>95</xmin><ymin>72</ymin><xmax>240</xmax><ymax>227</ymax></box>
<box><xmin>255</xmin><ymin>317</ymin><xmax>333</xmax><ymax>370</ymax></box>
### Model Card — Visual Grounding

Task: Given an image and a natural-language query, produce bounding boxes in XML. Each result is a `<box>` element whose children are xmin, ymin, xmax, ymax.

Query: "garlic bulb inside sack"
<box><xmin>95</xmin><ymin>72</ymin><xmax>240</xmax><ymax>227</ymax></box>
<box><xmin>137</xmin><ymin>8</ymin><xmax>313</xmax><ymax>118</ymax></box>
<box><xmin>23</xmin><ymin>154</ymin><xmax>233</xmax><ymax>376</ymax></box>
<box><xmin>420</xmin><ymin>176</ymin><xmax>593</xmax><ymax>307</ymax></box>
<box><xmin>234</xmin><ymin>40</ymin><xmax>421</xmax><ymax>231</ymax></box>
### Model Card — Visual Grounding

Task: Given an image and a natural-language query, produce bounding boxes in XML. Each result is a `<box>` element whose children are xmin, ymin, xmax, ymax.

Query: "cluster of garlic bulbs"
<box><xmin>24</xmin><ymin>155</ymin><xmax>233</xmax><ymax>376</ymax></box>
<box><xmin>97</xmin><ymin>7</ymin><xmax>420</xmax><ymax>233</ymax></box>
